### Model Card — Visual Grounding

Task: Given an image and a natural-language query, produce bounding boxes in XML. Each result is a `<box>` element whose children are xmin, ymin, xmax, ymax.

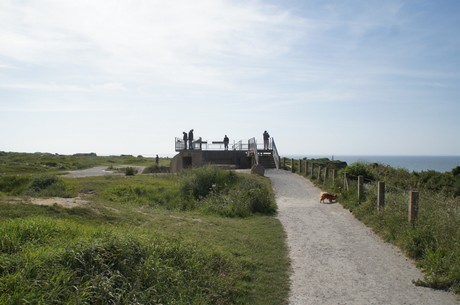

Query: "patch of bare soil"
<box><xmin>28</xmin><ymin>197</ymin><xmax>88</xmax><ymax>208</ymax></box>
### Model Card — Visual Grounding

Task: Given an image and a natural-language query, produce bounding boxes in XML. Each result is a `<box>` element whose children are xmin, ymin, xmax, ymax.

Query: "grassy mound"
<box><xmin>0</xmin><ymin>217</ymin><xmax>244</xmax><ymax>304</ymax></box>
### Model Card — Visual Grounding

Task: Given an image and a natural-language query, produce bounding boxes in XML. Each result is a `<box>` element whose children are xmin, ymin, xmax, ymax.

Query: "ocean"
<box><xmin>285</xmin><ymin>155</ymin><xmax>460</xmax><ymax>173</ymax></box>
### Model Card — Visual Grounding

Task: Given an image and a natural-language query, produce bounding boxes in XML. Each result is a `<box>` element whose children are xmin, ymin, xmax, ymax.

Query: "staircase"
<box><xmin>258</xmin><ymin>152</ymin><xmax>277</xmax><ymax>169</ymax></box>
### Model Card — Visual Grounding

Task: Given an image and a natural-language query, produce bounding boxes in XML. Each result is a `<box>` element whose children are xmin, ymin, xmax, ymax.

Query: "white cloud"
<box><xmin>0</xmin><ymin>0</ymin><xmax>306</xmax><ymax>89</ymax></box>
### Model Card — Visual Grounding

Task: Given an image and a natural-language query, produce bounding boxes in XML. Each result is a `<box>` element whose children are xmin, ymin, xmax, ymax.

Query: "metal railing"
<box><xmin>271</xmin><ymin>138</ymin><xmax>280</xmax><ymax>169</ymax></box>
<box><xmin>176</xmin><ymin>137</ymin><xmax>252</xmax><ymax>152</ymax></box>
<box><xmin>248</xmin><ymin>137</ymin><xmax>259</xmax><ymax>165</ymax></box>
<box><xmin>175</xmin><ymin>136</ymin><xmax>278</xmax><ymax>168</ymax></box>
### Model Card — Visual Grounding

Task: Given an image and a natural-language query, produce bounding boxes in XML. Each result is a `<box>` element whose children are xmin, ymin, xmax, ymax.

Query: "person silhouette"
<box><xmin>263</xmin><ymin>130</ymin><xmax>270</xmax><ymax>150</ymax></box>
<box><xmin>188</xmin><ymin>129</ymin><xmax>194</xmax><ymax>150</ymax></box>
<box><xmin>182</xmin><ymin>132</ymin><xmax>188</xmax><ymax>150</ymax></box>
<box><xmin>223</xmin><ymin>135</ymin><xmax>229</xmax><ymax>150</ymax></box>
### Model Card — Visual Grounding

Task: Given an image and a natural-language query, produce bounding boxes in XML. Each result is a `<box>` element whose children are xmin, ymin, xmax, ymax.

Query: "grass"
<box><xmin>0</xmin><ymin>151</ymin><xmax>168</xmax><ymax>175</ymax></box>
<box><xmin>0</xmin><ymin>154</ymin><xmax>290</xmax><ymax>304</ymax></box>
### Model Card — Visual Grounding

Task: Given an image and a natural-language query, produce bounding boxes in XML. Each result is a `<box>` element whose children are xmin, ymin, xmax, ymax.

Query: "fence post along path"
<box><xmin>267</xmin><ymin>169</ymin><xmax>459</xmax><ymax>304</ymax></box>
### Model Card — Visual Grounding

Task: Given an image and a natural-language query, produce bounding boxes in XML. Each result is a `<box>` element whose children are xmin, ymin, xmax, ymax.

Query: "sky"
<box><xmin>1</xmin><ymin>0</ymin><xmax>459</xmax><ymax>157</ymax></box>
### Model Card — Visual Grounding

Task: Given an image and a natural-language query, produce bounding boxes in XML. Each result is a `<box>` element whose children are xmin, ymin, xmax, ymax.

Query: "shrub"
<box><xmin>23</xmin><ymin>174</ymin><xmax>74</xmax><ymax>198</ymax></box>
<box><xmin>182</xmin><ymin>167</ymin><xmax>276</xmax><ymax>217</ymax></box>
<box><xmin>125</xmin><ymin>167</ymin><xmax>138</xmax><ymax>176</ymax></box>
<box><xmin>339</xmin><ymin>163</ymin><xmax>375</xmax><ymax>182</ymax></box>
<box><xmin>0</xmin><ymin>175</ymin><xmax>31</xmax><ymax>195</ymax></box>
<box><xmin>143</xmin><ymin>164</ymin><xmax>170</xmax><ymax>173</ymax></box>
<box><xmin>179</xmin><ymin>166</ymin><xmax>237</xmax><ymax>200</ymax></box>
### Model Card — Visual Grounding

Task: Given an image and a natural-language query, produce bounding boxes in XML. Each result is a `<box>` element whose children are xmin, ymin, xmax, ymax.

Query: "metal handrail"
<box><xmin>271</xmin><ymin>138</ymin><xmax>280</xmax><ymax>169</ymax></box>
<box><xmin>248</xmin><ymin>137</ymin><xmax>259</xmax><ymax>165</ymax></box>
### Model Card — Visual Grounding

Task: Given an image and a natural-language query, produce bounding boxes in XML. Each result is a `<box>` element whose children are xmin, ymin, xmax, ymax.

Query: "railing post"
<box><xmin>378</xmin><ymin>181</ymin><xmax>385</xmax><ymax>211</ymax></box>
<box><xmin>291</xmin><ymin>158</ymin><xmax>294</xmax><ymax>173</ymax></box>
<box><xmin>318</xmin><ymin>166</ymin><xmax>322</xmax><ymax>181</ymax></box>
<box><xmin>310</xmin><ymin>163</ymin><xmax>314</xmax><ymax>178</ymax></box>
<box><xmin>323</xmin><ymin>168</ymin><xmax>328</xmax><ymax>183</ymax></box>
<box><xmin>298</xmin><ymin>159</ymin><xmax>302</xmax><ymax>175</ymax></box>
<box><xmin>332</xmin><ymin>169</ymin><xmax>336</xmax><ymax>185</ymax></box>
<box><xmin>305</xmin><ymin>160</ymin><xmax>308</xmax><ymax>176</ymax></box>
<box><xmin>343</xmin><ymin>172</ymin><xmax>349</xmax><ymax>191</ymax></box>
<box><xmin>409</xmin><ymin>191</ymin><xmax>419</xmax><ymax>226</ymax></box>
<box><xmin>283</xmin><ymin>157</ymin><xmax>286</xmax><ymax>170</ymax></box>
<box><xmin>358</xmin><ymin>175</ymin><xmax>364</xmax><ymax>202</ymax></box>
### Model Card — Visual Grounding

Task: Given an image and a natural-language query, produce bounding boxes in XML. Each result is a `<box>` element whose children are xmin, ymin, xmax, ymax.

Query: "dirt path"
<box><xmin>62</xmin><ymin>166</ymin><xmax>146</xmax><ymax>178</ymax></box>
<box><xmin>267</xmin><ymin>169</ymin><xmax>459</xmax><ymax>305</ymax></box>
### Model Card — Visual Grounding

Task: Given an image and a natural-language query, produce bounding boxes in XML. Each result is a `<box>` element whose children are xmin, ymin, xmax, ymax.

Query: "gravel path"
<box><xmin>267</xmin><ymin>169</ymin><xmax>459</xmax><ymax>305</ymax></box>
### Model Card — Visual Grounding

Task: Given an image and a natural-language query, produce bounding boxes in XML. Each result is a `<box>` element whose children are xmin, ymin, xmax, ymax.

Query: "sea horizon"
<box><xmin>283</xmin><ymin>155</ymin><xmax>460</xmax><ymax>173</ymax></box>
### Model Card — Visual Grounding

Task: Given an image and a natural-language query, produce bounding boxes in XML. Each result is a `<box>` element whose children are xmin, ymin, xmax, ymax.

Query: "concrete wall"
<box><xmin>170</xmin><ymin>150</ymin><xmax>251</xmax><ymax>173</ymax></box>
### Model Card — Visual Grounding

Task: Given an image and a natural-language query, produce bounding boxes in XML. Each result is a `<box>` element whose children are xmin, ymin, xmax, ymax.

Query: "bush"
<box><xmin>179</xmin><ymin>167</ymin><xmax>276</xmax><ymax>217</ymax></box>
<box><xmin>0</xmin><ymin>175</ymin><xmax>31</xmax><ymax>195</ymax></box>
<box><xmin>143</xmin><ymin>165</ymin><xmax>170</xmax><ymax>173</ymax></box>
<box><xmin>125</xmin><ymin>167</ymin><xmax>138</xmax><ymax>176</ymax></box>
<box><xmin>339</xmin><ymin>163</ymin><xmax>375</xmax><ymax>182</ymax></box>
<box><xmin>23</xmin><ymin>174</ymin><xmax>74</xmax><ymax>198</ymax></box>
<box><xmin>179</xmin><ymin>166</ymin><xmax>237</xmax><ymax>200</ymax></box>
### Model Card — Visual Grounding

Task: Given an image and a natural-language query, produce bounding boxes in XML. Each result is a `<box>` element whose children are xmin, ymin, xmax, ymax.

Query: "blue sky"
<box><xmin>1</xmin><ymin>0</ymin><xmax>459</xmax><ymax>157</ymax></box>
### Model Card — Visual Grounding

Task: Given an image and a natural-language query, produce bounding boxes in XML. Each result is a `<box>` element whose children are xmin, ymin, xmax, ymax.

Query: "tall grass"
<box><xmin>178</xmin><ymin>166</ymin><xmax>277</xmax><ymax>217</ymax></box>
<box><xmin>0</xmin><ymin>217</ymin><xmax>244</xmax><ymax>304</ymax></box>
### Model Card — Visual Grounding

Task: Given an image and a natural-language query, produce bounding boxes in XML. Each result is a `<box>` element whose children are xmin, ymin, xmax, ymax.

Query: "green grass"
<box><xmin>0</xmin><ymin>160</ymin><xmax>290</xmax><ymax>304</ymax></box>
<box><xmin>0</xmin><ymin>151</ymin><xmax>168</xmax><ymax>175</ymax></box>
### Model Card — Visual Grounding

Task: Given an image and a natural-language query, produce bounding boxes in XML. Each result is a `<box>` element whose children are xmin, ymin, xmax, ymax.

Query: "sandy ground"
<box><xmin>267</xmin><ymin>169</ymin><xmax>459</xmax><ymax>305</ymax></box>
<box><xmin>28</xmin><ymin>197</ymin><xmax>88</xmax><ymax>208</ymax></box>
<box><xmin>62</xmin><ymin>166</ymin><xmax>146</xmax><ymax>178</ymax></box>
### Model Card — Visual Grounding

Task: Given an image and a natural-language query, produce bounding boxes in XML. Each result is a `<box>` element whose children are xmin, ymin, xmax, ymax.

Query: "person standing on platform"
<box><xmin>263</xmin><ymin>130</ymin><xmax>270</xmax><ymax>150</ymax></box>
<box><xmin>182</xmin><ymin>132</ymin><xmax>188</xmax><ymax>150</ymax></box>
<box><xmin>188</xmin><ymin>129</ymin><xmax>194</xmax><ymax>150</ymax></box>
<box><xmin>223</xmin><ymin>135</ymin><xmax>229</xmax><ymax>150</ymax></box>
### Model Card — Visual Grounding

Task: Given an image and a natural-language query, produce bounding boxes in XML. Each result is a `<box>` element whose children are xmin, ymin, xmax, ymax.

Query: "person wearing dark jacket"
<box><xmin>188</xmin><ymin>129</ymin><xmax>194</xmax><ymax>150</ymax></box>
<box><xmin>263</xmin><ymin>130</ymin><xmax>270</xmax><ymax>150</ymax></box>
<box><xmin>182</xmin><ymin>132</ymin><xmax>188</xmax><ymax>150</ymax></box>
<box><xmin>223</xmin><ymin>135</ymin><xmax>229</xmax><ymax>150</ymax></box>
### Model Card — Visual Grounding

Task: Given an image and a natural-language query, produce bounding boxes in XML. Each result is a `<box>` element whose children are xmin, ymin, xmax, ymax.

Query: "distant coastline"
<box><xmin>284</xmin><ymin>155</ymin><xmax>460</xmax><ymax>173</ymax></box>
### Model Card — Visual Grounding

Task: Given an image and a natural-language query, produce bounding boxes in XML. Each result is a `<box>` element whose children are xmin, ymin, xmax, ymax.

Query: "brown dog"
<box><xmin>320</xmin><ymin>192</ymin><xmax>337</xmax><ymax>203</ymax></box>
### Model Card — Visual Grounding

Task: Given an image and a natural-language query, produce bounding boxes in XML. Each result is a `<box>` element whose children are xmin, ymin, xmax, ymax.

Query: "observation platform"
<box><xmin>170</xmin><ymin>137</ymin><xmax>280</xmax><ymax>173</ymax></box>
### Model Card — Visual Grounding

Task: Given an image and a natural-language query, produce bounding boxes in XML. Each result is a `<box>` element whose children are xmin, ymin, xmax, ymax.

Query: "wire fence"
<box><xmin>281</xmin><ymin>157</ymin><xmax>460</xmax><ymax>226</ymax></box>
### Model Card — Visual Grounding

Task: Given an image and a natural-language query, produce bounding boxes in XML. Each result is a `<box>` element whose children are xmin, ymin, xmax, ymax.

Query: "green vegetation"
<box><xmin>0</xmin><ymin>152</ymin><xmax>289</xmax><ymax>304</ymax></box>
<box><xmin>316</xmin><ymin>162</ymin><xmax>460</xmax><ymax>293</ymax></box>
<box><xmin>0</xmin><ymin>151</ymin><xmax>167</xmax><ymax>174</ymax></box>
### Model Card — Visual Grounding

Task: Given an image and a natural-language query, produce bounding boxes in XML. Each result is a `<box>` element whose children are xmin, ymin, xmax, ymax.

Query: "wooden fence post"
<box><xmin>344</xmin><ymin>172</ymin><xmax>349</xmax><ymax>191</ymax></box>
<box><xmin>358</xmin><ymin>175</ymin><xmax>364</xmax><ymax>202</ymax></box>
<box><xmin>323</xmin><ymin>168</ymin><xmax>328</xmax><ymax>183</ymax></box>
<box><xmin>310</xmin><ymin>163</ymin><xmax>314</xmax><ymax>178</ymax></box>
<box><xmin>409</xmin><ymin>191</ymin><xmax>419</xmax><ymax>225</ymax></box>
<box><xmin>305</xmin><ymin>161</ymin><xmax>308</xmax><ymax>176</ymax></box>
<box><xmin>291</xmin><ymin>158</ymin><xmax>294</xmax><ymax>173</ymax></box>
<box><xmin>318</xmin><ymin>166</ymin><xmax>322</xmax><ymax>181</ymax></box>
<box><xmin>332</xmin><ymin>169</ymin><xmax>336</xmax><ymax>185</ymax></box>
<box><xmin>378</xmin><ymin>181</ymin><xmax>385</xmax><ymax>211</ymax></box>
<box><xmin>298</xmin><ymin>159</ymin><xmax>302</xmax><ymax>175</ymax></box>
